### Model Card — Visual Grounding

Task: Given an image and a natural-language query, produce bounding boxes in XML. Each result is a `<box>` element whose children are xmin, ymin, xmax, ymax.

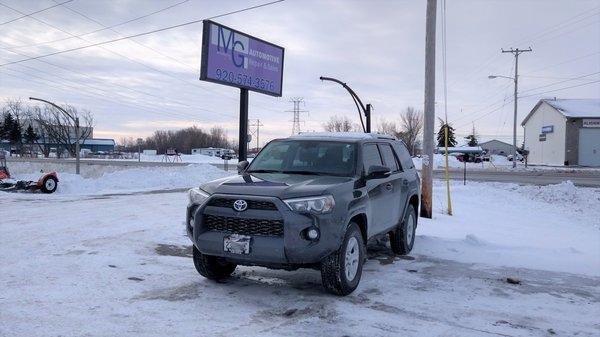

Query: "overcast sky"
<box><xmin>1</xmin><ymin>0</ymin><xmax>599</xmax><ymax>146</ymax></box>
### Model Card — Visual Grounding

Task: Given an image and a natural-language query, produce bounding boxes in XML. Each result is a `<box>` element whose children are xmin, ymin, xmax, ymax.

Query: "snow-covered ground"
<box><xmin>1</xmin><ymin>166</ymin><xmax>599</xmax><ymax>337</ymax></box>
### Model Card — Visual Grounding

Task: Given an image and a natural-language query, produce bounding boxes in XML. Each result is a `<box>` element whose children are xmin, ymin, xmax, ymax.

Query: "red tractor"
<box><xmin>0</xmin><ymin>153</ymin><xmax>59</xmax><ymax>193</ymax></box>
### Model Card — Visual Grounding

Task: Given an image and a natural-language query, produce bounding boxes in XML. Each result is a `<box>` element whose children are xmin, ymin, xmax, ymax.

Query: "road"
<box><xmin>6</xmin><ymin>157</ymin><xmax>599</xmax><ymax>187</ymax></box>
<box><xmin>432</xmin><ymin>169</ymin><xmax>600</xmax><ymax>187</ymax></box>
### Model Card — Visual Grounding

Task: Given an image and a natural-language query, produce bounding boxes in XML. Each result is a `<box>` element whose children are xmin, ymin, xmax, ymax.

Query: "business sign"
<box><xmin>582</xmin><ymin>119</ymin><xmax>600</xmax><ymax>128</ymax></box>
<box><xmin>539</xmin><ymin>133</ymin><xmax>546</xmax><ymax>142</ymax></box>
<box><xmin>541</xmin><ymin>125</ymin><xmax>554</xmax><ymax>134</ymax></box>
<box><xmin>200</xmin><ymin>20</ymin><xmax>284</xmax><ymax>97</ymax></box>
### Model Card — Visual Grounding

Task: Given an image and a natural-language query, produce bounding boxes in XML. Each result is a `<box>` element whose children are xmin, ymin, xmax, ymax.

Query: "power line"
<box><xmin>0</xmin><ymin>0</ymin><xmax>191</xmax><ymax>51</ymax></box>
<box><xmin>0</xmin><ymin>0</ymin><xmax>285</xmax><ymax>67</ymax></box>
<box><xmin>524</xmin><ymin>51</ymin><xmax>600</xmax><ymax>74</ymax></box>
<box><xmin>519</xmin><ymin>79</ymin><xmax>600</xmax><ymax>99</ymax></box>
<box><xmin>0</xmin><ymin>0</ymin><xmax>73</xmax><ymax>26</ymax></box>
<box><xmin>519</xmin><ymin>71</ymin><xmax>600</xmax><ymax>94</ymax></box>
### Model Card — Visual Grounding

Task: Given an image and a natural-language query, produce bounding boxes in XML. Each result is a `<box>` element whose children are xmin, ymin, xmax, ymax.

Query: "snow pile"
<box><xmin>417</xmin><ymin>180</ymin><xmax>600</xmax><ymax>275</ymax></box>
<box><xmin>138</xmin><ymin>153</ymin><xmax>226</xmax><ymax>164</ymax></box>
<box><xmin>15</xmin><ymin>164</ymin><xmax>231</xmax><ymax>196</ymax></box>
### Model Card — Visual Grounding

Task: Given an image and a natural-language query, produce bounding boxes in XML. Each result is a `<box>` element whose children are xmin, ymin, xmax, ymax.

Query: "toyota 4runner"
<box><xmin>186</xmin><ymin>132</ymin><xmax>420</xmax><ymax>295</ymax></box>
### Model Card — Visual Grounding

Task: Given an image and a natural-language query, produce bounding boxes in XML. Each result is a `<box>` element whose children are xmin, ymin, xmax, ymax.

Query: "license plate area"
<box><xmin>223</xmin><ymin>234</ymin><xmax>251</xmax><ymax>255</ymax></box>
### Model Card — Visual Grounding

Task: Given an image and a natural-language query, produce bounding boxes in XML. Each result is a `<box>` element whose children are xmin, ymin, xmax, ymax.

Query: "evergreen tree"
<box><xmin>436</xmin><ymin>118</ymin><xmax>457</xmax><ymax>148</ymax></box>
<box><xmin>1</xmin><ymin>113</ymin><xmax>15</xmax><ymax>140</ymax></box>
<box><xmin>9</xmin><ymin>121</ymin><xmax>22</xmax><ymax>145</ymax></box>
<box><xmin>24</xmin><ymin>125</ymin><xmax>38</xmax><ymax>144</ymax></box>
<box><xmin>464</xmin><ymin>125</ymin><xmax>479</xmax><ymax>147</ymax></box>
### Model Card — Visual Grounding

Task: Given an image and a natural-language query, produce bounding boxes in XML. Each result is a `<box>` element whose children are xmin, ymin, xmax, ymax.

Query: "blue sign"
<box><xmin>541</xmin><ymin>125</ymin><xmax>554</xmax><ymax>134</ymax></box>
<box><xmin>200</xmin><ymin>20</ymin><xmax>284</xmax><ymax>97</ymax></box>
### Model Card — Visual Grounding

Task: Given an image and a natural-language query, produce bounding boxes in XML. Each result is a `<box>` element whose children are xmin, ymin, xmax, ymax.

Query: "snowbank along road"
<box><xmin>1</xmin><ymin>165</ymin><xmax>599</xmax><ymax>337</ymax></box>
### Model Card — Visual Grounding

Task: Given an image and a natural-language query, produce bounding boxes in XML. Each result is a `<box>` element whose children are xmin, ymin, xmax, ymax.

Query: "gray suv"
<box><xmin>186</xmin><ymin>133</ymin><xmax>420</xmax><ymax>295</ymax></box>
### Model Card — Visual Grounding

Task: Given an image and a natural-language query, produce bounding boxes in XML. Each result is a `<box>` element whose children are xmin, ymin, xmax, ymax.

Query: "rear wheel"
<box><xmin>320</xmin><ymin>222</ymin><xmax>365</xmax><ymax>296</ymax></box>
<box><xmin>41</xmin><ymin>176</ymin><xmax>58</xmax><ymax>194</ymax></box>
<box><xmin>192</xmin><ymin>246</ymin><xmax>236</xmax><ymax>280</ymax></box>
<box><xmin>390</xmin><ymin>204</ymin><xmax>416</xmax><ymax>255</ymax></box>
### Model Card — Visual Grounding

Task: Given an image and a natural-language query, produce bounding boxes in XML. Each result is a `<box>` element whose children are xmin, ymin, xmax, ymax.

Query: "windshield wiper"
<box><xmin>247</xmin><ymin>169</ymin><xmax>282</xmax><ymax>173</ymax></box>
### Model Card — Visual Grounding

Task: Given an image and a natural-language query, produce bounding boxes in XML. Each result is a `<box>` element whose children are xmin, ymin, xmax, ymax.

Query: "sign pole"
<box><xmin>239</xmin><ymin>88</ymin><xmax>249</xmax><ymax>162</ymax></box>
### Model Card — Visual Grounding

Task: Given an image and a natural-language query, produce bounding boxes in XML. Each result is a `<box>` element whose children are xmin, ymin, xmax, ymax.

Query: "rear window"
<box><xmin>392</xmin><ymin>141</ymin><xmax>415</xmax><ymax>170</ymax></box>
<box><xmin>379</xmin><ymin>144</ymin><xmax>400</xmax><ymax>172</ymax></box>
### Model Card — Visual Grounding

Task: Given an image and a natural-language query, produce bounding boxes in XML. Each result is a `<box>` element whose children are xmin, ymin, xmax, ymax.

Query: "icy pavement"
<box><xmin>1</xmin><ymin>179</ymin><xmax>599</xmax><ymax>337</ymax></box>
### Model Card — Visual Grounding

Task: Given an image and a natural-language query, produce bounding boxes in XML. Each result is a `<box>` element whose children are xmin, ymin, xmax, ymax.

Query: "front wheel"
<box><xmin>192</xmin><ymin>246</ymin><xmax>236</xmax><ymax>280</ymax></box>
<box><xmin>390</xmin><ymin>204</ymin><xmax>417</xmax><ymax>255</ymax></box>
<box><xmin>320</xmin><ymin>222</ymin><xmax>365</xmax><ymax>296</ymax></box>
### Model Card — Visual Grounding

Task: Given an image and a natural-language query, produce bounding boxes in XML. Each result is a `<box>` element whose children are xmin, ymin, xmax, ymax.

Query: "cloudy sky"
<box><xmin>1</xmin><ymin>0</ymin><xmax>599</xmax><ymax>146</ymax></box>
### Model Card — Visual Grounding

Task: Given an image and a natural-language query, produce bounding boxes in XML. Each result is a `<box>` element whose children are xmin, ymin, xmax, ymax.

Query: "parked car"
<box><xmin>186</xmin><ymin>132</ymin><xmax>420</xmax><ymax>295</ymax></box>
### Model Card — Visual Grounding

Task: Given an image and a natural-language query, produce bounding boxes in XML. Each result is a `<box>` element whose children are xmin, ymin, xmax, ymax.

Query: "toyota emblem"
<box><xmin>233</xmin><ymin>199</ymin><xmax>248</xmax><ymax>212</ymax></box>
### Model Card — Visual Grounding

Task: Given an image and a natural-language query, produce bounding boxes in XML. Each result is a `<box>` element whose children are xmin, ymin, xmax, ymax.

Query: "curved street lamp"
<box><xmin>319</xmin><ymin>76</ymin><xmax>372</xmax><ymax>133</ymax></box>
<box><xmin>488</xmin><ymin>74</ymin><xmax>519</xmax><ymax>168</ymax></box>
<box><xmin>29</xmin><ymin>97</ymin><xmax>81</xmax><ymax>175</ymax></box>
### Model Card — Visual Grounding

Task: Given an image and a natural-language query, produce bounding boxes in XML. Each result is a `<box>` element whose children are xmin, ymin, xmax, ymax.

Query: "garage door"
<box><xmin>578</xmin><ymin>128</ymin><xmax>600</xmax><ymax>167</ymax></box>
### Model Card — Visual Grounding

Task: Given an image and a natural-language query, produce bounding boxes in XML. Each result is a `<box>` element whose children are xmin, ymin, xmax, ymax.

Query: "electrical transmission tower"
<box><xmin>287</xmin><ymin>97</ymin><xmax>308</xmax><ymax>135</ymax></box>
<box><xmin>248</xmin><ymin>119</ymin><xmax>264</xmax><ymax>151</ymax></box>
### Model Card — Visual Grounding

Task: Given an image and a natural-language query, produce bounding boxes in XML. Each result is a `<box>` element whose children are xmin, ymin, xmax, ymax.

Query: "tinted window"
<box><xmin>362</xmin><ymin>143</ymin><xmax>382</xmax><ymax>171</ymax></box>
<box><xmin>393</xmin><ymin>141</ymin><xmax>415</xmax><ymax>169</ymax></box>
<box><xmin>249</xmin><ymin>140</ymin><xmax>356</xmax><ymax>176</ymax></box>
<box><xmin>379</xmin><ymin>144</ymin><xmax>400</xmax><ymax>171</ymax></box>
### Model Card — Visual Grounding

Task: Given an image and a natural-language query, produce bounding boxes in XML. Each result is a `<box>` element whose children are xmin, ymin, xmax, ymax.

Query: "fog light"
<box><xmin>306</xmin><ymin>228</ymin><xmax>319</xmax><ymax>240</ymax></box>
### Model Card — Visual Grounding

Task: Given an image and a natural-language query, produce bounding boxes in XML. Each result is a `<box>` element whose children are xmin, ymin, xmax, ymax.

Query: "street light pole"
<box><xmin>29</xmin><ymin>97</ymin><xmax>81</xmax><ymax>175</ymax></box>
<box><xmin>319</xmin><ymin>76</ymin><xmax>371</xmax><ymax>133</ymax></box>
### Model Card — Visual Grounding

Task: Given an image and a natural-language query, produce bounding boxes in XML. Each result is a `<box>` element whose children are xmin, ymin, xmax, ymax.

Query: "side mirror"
<box><xmin>237</xmin><ymin>160</ymin><xmax>249</xmax><ymax>174</ymax></box>
<box><xmin>367</xmin><ymin>165</ymin><xmax>391</xmax><ymax>179</ymax></box>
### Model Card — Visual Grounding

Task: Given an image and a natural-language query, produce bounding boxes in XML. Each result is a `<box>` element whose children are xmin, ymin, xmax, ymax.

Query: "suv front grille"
<box><xmin>203</xmin><ymin>214</ymin><xmax>284</xmax><ymax>237</ymax></box>
<box><xmin>207</xmin><ymin>198</ymin><xmax>278</xmax><ymax>211</ymax></box>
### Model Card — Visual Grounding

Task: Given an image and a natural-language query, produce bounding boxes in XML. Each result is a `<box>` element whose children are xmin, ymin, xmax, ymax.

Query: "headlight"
<box><xmin>284</xmin><ymin>195</ymin><xmax>335</xmax><ymax>214</ymax></box>
<box><xmin>188</xmin><ymin>187</ymin><xmax>210</xmax><ymax>206</ymax></box>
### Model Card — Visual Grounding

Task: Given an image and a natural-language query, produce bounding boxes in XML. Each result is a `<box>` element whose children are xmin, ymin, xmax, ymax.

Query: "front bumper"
<box><xmin>186</xmin><ymin>194</ymin><xmax>344</xmax><ymax>266</ymax></box>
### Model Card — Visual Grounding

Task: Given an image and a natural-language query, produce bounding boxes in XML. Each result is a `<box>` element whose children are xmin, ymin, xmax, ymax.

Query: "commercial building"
<box><xmin>521</xmin><ymin>98</ymin><xmax>600</xmax><ymax>167</ymax></box>
<box><xmin>479</xmin><ymin>139</ymin><xmax>515</xmax><ymax>156</ymax></box>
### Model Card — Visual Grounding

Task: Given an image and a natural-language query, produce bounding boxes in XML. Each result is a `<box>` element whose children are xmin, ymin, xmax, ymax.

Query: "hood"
<box><xmin>200</xmin><ymin>173</ymin><xmax>353</xmax><ymax>199</ymax></box>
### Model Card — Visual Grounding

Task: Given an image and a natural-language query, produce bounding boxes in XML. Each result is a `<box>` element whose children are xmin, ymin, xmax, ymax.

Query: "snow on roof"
<box><xmin>522</xmin><ymin>99</ymin><xmax>600</xmax><ymax>125</ymax></box>
<box><xmin>544</xmin><ymin>99</ymin><xmax>600</xmax><ymax>118</ymax></box>
<box><xmin>294</xmin><ymin>132</ymin><xmax>396</xmax><ymax>140</ymax></box>
<box><xmin>80</xmin><ymin>138</ymin><xmax>115</xmax><ymax>146</ymax></box>
<box><xmin>479</xmin><ymin>139</ymin><xmax>513</xmax><ymax>147</ymax></box>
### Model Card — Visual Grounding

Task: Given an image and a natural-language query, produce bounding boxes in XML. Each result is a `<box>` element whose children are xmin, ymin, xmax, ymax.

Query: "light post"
<box><xmin>136</xmin><ymin>138</ymin><xmax>143</xmax><ymax>162</ymax></box>
<box><xmin>29</xmin><ymin>97</ymin><xmax>80</xmax><ymax>174</ymax></box>
<box><xmin>488</xmin><ymin>74</ymin><xmax>519</xmax><ymax>168</ymax></box>
<box><xmin>319</xmin><ymin>76</ymin><xmax>372</xmax><ymax>133</ymax></box>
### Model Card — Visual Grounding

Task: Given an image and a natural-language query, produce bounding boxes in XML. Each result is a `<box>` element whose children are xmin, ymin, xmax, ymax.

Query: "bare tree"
<box><xmin>377</xmin><ymin>119</ymin><xmax>402</xmax><ymax>139</ymax></box>
<box><xmin>32</xmin><ymin>104</ymin><xmax>94</xmax><ymax>157</ymax></box>
<box><xmin>399</xmin><ymin>107</ymin><xmax>424</xmax><ymax>155</ymax></box>
<box><xmin>323</xmin><ymin>115</ymin><xmax>358</xmax><ymax>132</ymax></box>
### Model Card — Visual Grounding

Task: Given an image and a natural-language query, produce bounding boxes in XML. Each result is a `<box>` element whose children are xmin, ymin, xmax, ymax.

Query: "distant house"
<box><xmin>192</xmin><ymin>147</ymin><xmax>234</xmax><ymax>157</ymax></box>
<box><xmin>521</xmin><ymin>98</ymin><xmax>600</xmax><ymax>166</ymax></box>
<box><xmin>479</xmin><ymin>139</ymin><xmax>515</xmax><ymax>156</ymax></box>
<box><xmin>78</xmin><ymin>138</ymin><xmax>116</xmax><ymax>153</ymax></box>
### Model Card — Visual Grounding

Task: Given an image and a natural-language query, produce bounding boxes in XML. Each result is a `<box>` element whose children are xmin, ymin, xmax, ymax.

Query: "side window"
<box><xmin>362</xmin><ymin>143</ymin><xmax>382</xmax><ymax>172</ymax></box>
<box><xmin>379</xmin><ymin>144</ymin><xmax>400</xmax><ymax>172</ymax></box>
<box><xmin>393</xmin><ymin>142</ymin><xmax>415</xmax><ymax>170</ymax></box>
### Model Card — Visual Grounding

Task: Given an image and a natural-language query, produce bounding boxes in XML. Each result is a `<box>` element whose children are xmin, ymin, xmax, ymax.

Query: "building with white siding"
<box><xmin>521</xmin><ymin>99</ymin><xmax>600</xmax><ymax>167</ymax></box>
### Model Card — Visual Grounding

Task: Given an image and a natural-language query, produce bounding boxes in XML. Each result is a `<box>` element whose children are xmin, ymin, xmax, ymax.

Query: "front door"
<box><xmin>362</xmin><ymin>143</ymin><xmax>396</xmax><ymax>235</ymax></box>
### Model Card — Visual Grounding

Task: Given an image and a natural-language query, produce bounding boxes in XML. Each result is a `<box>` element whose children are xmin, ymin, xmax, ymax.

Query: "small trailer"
<box><xmin>0</xmin><ymin>153</ymin><xmax>59</xmax><ymax>194</ymax></box>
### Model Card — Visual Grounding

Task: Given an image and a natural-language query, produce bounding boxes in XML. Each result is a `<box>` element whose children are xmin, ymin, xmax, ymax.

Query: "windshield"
<box><xmin>248</xmin><ymin>140</ymin><xmax>357</xmax><ymax>177</ymax></box>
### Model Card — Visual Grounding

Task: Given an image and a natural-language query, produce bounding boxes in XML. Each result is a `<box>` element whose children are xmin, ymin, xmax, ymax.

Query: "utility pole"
<box><xmin>502</xmin><ymin>47</ymin><xmax>532</xmax><ymax>169</ymax></box>
<box><xmin>421</xmin><ymin>0</ymin><xmax>436</xmax><ymax>218</ymax></box>
<box><xmin>288</xmin><ymin>98</ymin><xmax>307</xmax><ymax>135</ymax></box>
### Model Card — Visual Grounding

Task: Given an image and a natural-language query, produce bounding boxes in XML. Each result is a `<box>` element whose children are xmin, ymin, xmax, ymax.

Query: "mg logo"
<box><xmin>212</xmin><ymin>25</ymin><xmax>248</xmax><ymax>69</ymax></box>
<box><xmin>233</xmin><ymin>199</ymin><xmax>248</xmax><ymax>212</ymax></box>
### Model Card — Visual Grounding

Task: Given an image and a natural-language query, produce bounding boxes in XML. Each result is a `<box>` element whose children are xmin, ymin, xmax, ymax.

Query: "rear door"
<box><xmin>377</xmin><ymin>143</ymin><xmax>405</xmax><ymax>229</ymax></box>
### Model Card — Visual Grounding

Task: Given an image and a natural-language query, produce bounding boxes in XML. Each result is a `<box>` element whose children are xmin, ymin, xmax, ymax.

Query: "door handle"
<box><xmin>385</xmin><ymin>183</ymin><xmax>393</xmax><ymax>191</ymax></box>
<box><xmin>402</xmin><ymin>179</ymin><xmax>408</xmax><ymax>187</ymax></box>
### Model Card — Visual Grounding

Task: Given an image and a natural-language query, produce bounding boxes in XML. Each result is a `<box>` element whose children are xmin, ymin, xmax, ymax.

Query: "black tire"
<box><xmin>41</xmin><ymin>176</ymin><xmax>58</xmax><ymax>194</ymax></box>
<box><xmin>192</xmin><ymin>245</ymin><xmax>236</xmax><ymax>280</ymax></box>
<box><xmin>320</xmin><ymin>222</ymin><xmax>365</xmax><ymax>296</ymax></box>
<box><xmin>390</xmin><ymin>204</ymin><xmax>417</xmax><ymax>255</ymax></box>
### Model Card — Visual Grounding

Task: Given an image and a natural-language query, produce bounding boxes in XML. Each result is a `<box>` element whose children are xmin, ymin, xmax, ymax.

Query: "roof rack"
<box><xmin>294</xmin><ymin>132</ymin><xmax>397</xmax><ymax>140</ymax></box>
